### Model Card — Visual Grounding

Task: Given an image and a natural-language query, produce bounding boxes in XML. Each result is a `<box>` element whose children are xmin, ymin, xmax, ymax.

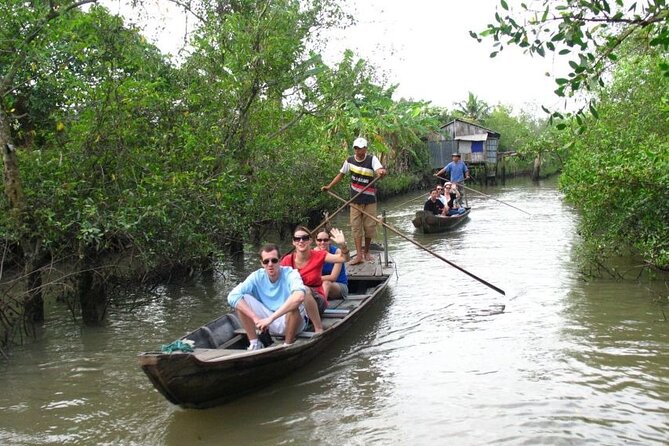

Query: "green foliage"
<box><xmin>485</xmin><ymin>104</ymin><xmax>534</xmax><ymax>151</ymax></box>
<box><xmin>1</xmin><ymin>0</ymin><xmax>442</xmax><ymax>295</ymax></box>
<box><xmin>474</xmin><ymin>0</ymin><xmax>669</xmax><ymax>125</ymax></box>
<box><xmin>377</xmin><ymin>173</ymin><xmax>423</xmax><ymax>199</ymax></box>
<box><xmin>454</xmin><ymin>92</ymin><xmax>490</xmax><ymax>123</ymax></box>
<box><xmin>560</xmin><ymin>51</ymin><xmax>669</xmax><ymax>270</ymax></box>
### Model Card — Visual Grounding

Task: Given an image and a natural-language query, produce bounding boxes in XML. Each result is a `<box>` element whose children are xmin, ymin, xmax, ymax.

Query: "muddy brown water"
<box><xmin>1</xmin><ymin>178</ymin><xmax>667</xmax><ymax>445</ymax></box>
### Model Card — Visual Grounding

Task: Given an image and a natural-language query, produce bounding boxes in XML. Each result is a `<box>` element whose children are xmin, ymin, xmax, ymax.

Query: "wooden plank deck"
<box><xmin>346</xmin><ymin>252</ymin><xmax>388</xmax><ymax>277</ymax></box>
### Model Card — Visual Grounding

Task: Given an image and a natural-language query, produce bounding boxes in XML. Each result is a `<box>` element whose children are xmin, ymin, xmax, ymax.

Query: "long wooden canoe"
<box><xmin>411</xmin><ymin>208</ymin><xmax>471</xmax><ymax>234</ymax></box>
<box><xmin>138</xmin><ymin>250</ymin><xmax>393</xmax><ymax>409</ymax></box>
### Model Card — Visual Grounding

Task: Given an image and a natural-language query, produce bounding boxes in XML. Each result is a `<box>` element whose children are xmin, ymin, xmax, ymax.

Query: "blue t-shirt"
<box><xmin>445</xmin><ymin>160</ymin><xmax>469</xmax><ymax>183</ymax></box>
<box><xmin>227</xmin><ymin>266</ymin><xmax>305</xmax><ymax>310</ymax></box>
<box><xmin>321</xmin><ymin>245</ymin><xmax>348</xmax><ymax>285</ymax></box>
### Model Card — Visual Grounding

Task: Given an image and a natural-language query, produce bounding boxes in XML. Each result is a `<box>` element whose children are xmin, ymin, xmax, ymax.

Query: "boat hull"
<box><xmin>412</xmin><ymin>208</ymin><xmax>471</xmax><ymax>233</ymax></box>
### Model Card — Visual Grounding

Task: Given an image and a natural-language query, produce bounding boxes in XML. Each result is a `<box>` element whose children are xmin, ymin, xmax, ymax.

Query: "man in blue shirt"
<box><xmin>435</xmin><ymin>153</ymin><xmax>470</xmax><ymax>195</ymax></box>
<box><xmin>227</xmin><ymin>244</ymin><xmax>321</xmax><ymax>350</ymax></box>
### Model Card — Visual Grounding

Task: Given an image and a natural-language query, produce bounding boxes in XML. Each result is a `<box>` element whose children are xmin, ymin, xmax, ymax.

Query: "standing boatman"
<box><xmin>435</xmin><ymin>152</ymin><xmax>470</xmax><ymax>197</ymax></box>
<box><xmin>321</xmin><ymin>137</ymin><xmax>387</xmax><ymax>265</ymax></box>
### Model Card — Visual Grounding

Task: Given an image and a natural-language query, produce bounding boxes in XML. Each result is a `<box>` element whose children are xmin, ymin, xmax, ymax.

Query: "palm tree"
<box><xmin>455</xmin><ymin>92</ymin><xmax>490</xmax><ymax>123</ymax></box>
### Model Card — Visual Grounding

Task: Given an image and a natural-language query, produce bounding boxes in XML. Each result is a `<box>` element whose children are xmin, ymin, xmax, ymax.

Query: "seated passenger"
<box><xmin>314</xmin><ymin>229</ymin><xmax>349</xmax><ymax>300</ymax></box>
<box><xmin>435</xmin><ymin>185</ymin><xmax>447</xmax><ymax>205</ymax></box>
<box><xmin>281</xmin><ymin>226</ymin><xmax>349</xmax><ymax>316</ymax></box>
<box><xmin>444</xmin><ymin>182</ymin><xmax>466</xmax><ymax>216</ymax></box>
<box><xmin>424</xmin><ymin>188</ymin><xmax>445</xmax><ymax>215</ymax></box>
<box><xmin>227</xmin><ymin>244</ymin><xmax>321</xmax><ymax>350</ymax></box>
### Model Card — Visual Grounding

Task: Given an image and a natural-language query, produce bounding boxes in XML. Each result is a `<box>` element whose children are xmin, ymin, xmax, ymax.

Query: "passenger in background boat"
<box><xmin>424</xmin><ymin>188</ymin><xmax>446</xmax><ymax>215</ymax></box>
<box><xmin>314</xmin><ymin>229</ymin><xmax>349</xmax><ymax>300</ymax></box>
<box><xmin>321</xmin><ymin>137</ymin><xmax>387</xmax><ymax>265</ymax></box>
<box><xmin>281</xmin><ymin>226</ymin><xmax>349</xmax><ymax>313</ymax></box>
<box><xmin>227</xmin><ymin>244</ymin><xmax>322</xmax><ymax>350</ymax></box>
<box><xmin>444</xmin><ymin>182</ymin><xmax>461</xmax><ymax>208</ymax></box>
<box><xmin>435</xmin><ymin>153</ymin><xmax>470</xmax><ymax>196</ymax></box>
<box><xmin>434</xmin><ymin>185</ymin><xmax>447</xmax><ymax>205</ymax></box>
<box><xmin>444</xmin><ymin>182</ymin><xmax>466</xmax><ymax>216</ymax></box>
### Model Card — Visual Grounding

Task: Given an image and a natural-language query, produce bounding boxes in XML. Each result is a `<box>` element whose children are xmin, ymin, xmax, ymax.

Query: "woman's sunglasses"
<box><xmin>316</xmin><ymin>238</ymin><xmax>330</xmax><ymax>243</ymax></box>
<box><xmin>262</xmin><ymin>258</ymin><xmax>279</xmax><ymax>265</ymax></box>
<box><xmin>293</xmin><ymin>235</ymin><xmax>311</xmax><ymax>242</ymax></box>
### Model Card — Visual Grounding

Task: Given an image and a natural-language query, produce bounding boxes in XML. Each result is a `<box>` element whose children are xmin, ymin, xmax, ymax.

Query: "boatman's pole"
<box><xmin>326</xmin><ymin>190</ymin><xmax>506</xmax><ymax>296</ymax></box>
<box><xmin>382</xmin><ymin>209</ymin><xmax>389</xmax><ymax>267</ymax></box>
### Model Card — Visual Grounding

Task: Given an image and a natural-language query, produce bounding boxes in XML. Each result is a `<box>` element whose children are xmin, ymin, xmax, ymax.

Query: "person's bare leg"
<box><xmin>322</xmin><ymin>280</ymin><xmax>332</xmax><ymax>300</ymax></box>
<box><xmin>283</xmin><ymin>308</ymin><xmax>302</xmax><ymax>344</ymax></box>
<box><xmin>350</xmin><ymin>236</ymin><xmax>364</xmax><ymax>265</ymax></box>
<box><xmin>328</xmin><ymin>283</ymin><xmax>343</xmax><ymax>300</ymax></box>
<box><xmin>303</xmin><ymin>290</ymin><xmax>323</xmax><ymax>333</ymax></box>
<box><xmin>237</xmin><ymin>310</ymin><xmax>258</xmax><ymax>341</ymax></box>
<box><xmin>364</xmin><ymin>237</ymin><xmax>373</xmax><ymax>261</ymax></box>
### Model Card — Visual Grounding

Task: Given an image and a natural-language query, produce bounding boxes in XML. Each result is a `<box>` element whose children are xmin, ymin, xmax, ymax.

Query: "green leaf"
<box><xmin>589</xmin><ymin>103</ymin><xmax>599</xmax><ymax>119</ymax></box>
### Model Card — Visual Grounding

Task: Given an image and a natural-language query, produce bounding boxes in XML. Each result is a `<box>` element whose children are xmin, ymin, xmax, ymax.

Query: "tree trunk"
<box><xmin>78</xmin><ymin>268</ymin><xmax>107</xmax><ymax>325</ymax></box>
<box><xmin>531</xmin><ymin>153</ymin><xmax>542</xmax><ymax>181</ymax></box>
<box><xmin>1</xmin><ymin>110</ymin><xmax>46</xmax><ymax>323</ymax></box>
<box><xmin>1</xmin><ymin>111</ymin><xmax>24</xmax><ymax>214</ymax></box>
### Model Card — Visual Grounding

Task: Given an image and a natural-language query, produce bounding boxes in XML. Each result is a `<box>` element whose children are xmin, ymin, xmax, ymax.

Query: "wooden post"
<box><xmin>501</xmin><ymin>154</ymin><xmax>506</xmax><ymax>185</ymax></box>
<box><xmin>532</xmin><ymin>152</ymin><xmax>542</xmax><ymax>181</ymax></box>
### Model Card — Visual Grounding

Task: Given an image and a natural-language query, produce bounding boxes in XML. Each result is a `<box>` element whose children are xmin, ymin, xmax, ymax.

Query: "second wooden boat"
<box><xmin>411</xmin><ymin>208</ymin><xmax>471</xmax><ymax>234</ymax></box>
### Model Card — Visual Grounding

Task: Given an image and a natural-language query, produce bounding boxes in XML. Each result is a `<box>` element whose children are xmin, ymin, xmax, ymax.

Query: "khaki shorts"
<box><xmin>350</xmin><ymin>202</ymin><xmax>377</xmax><ymax>240</ymax></box>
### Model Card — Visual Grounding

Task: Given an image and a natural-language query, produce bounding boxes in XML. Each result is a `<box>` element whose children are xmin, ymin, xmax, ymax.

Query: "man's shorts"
<box><xmin>350</xmin><ymin>202</ymin><xmax>377</xmax><ymax>239</ymax></box>
<box><xmin>309</xmin><ymin>287</ymin><xmax>327</xmax><ymax>315</ymax></box>
<box><xmin>241</xmin><ymin>295</ymin><xmax>306</xmax><ymax>335</ymax></box>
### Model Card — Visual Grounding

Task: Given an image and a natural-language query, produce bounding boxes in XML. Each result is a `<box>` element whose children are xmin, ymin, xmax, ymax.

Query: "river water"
<box><xmin>1</xmin><ymin>178</ymin><xmax>668</xmax><ymax>445</ymax></box>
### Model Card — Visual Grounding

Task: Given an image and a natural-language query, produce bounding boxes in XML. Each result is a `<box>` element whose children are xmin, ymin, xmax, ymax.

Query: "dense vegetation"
<box><xmin>477</xmin><ymin>0</ymin><xmax>669</xmax><ymax>272</ymax></box>
<box><xmin>0</xmin><ymin>0</ymin><xmax>440</xmax><ymax>344</ymax></box>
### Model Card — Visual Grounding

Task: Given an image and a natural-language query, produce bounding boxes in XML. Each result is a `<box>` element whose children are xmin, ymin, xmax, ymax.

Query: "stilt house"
<box><xmin>428</xmin><ymin>119</ymin><xmax>501</xmax><ymax>184</ymax></box>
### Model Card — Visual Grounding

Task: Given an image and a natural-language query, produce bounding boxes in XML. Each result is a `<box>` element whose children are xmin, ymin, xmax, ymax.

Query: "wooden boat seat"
<box><xmin>233</xmin><ymin>328</ymin><xmax>316</xmax><ymax>339</ymax></box>
<box><xmin>322</xmin><ymin>308</ymin><xmax>350</xmax><ymax>318</ymax></box>
<box><xmin>193</xmin><ymin>348</ymin><xmax>242</xmax><ymax>361</ymax></box>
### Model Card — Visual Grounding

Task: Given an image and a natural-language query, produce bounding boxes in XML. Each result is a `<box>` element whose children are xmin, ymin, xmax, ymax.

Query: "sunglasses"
<box><xmin>316</xmin><ymin>238</ymin><xmax>330</xmax><ymax>242</ymax></box>
<box><xmin>262</xmin><ymin>258</ymin><xmax>279</xmax><ymax>265</ymax></box>
<box><xmin>293</xmin><ymin>235</ymin><xmax>311</xmax><ymax>242</ymax></box>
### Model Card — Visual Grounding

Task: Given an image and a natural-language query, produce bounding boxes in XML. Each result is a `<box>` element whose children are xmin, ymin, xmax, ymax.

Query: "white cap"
<box><xmin>352</xmin><ymin>137</ymin><xmax>368</xmax><ymax>148</ymax></box>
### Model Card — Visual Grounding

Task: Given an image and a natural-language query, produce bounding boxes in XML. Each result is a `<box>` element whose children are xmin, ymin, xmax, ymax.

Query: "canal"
<box><xmin>1</xmin><ymin>178</ymin><xmax>667</xmax><ymax>445</ymax></box>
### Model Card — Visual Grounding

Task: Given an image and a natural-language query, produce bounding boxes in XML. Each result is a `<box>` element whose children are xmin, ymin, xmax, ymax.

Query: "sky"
<box><xmin>108</xmin><ymin>0</ymin><xmax>572</xmax><ymax>116</ymax></box>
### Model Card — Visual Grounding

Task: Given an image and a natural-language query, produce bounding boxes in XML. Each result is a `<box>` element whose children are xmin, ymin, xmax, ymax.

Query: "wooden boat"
<box><xmin>137</xmin><ymin>249</ymin><xmax>393</xmax><ymax>409</ymax></box>
<box><xmin>411</xmin><ymin>208</ymin><xmax>471</xmax><ymax>234</ymax></box>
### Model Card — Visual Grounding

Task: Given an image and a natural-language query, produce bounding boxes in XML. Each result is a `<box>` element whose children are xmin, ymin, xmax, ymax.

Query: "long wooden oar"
<box><xmin>436</xmin><ymin>175</ymin><xmax>532</xmax><ymax>216</ymax></box>
<box><xmin>311</xmin><ymin>175</ymin><xmax>381</xmax><ymax>236</ymax></box>
<box><xmin>325</xmin><ymin>190</ymin><xmax>506</xmax><ymax>296</ymax></box>
<box><xmin>395</xmin><ymin>189</ymin><xmax>430</xmax><ymax>208</ymax></box>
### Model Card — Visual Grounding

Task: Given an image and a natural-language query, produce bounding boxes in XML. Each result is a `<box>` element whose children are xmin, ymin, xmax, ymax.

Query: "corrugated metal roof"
<box><xmin>454</xmin><ymin>133</ymin><xmax>488</xmax><ymax>141</ymax></box>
